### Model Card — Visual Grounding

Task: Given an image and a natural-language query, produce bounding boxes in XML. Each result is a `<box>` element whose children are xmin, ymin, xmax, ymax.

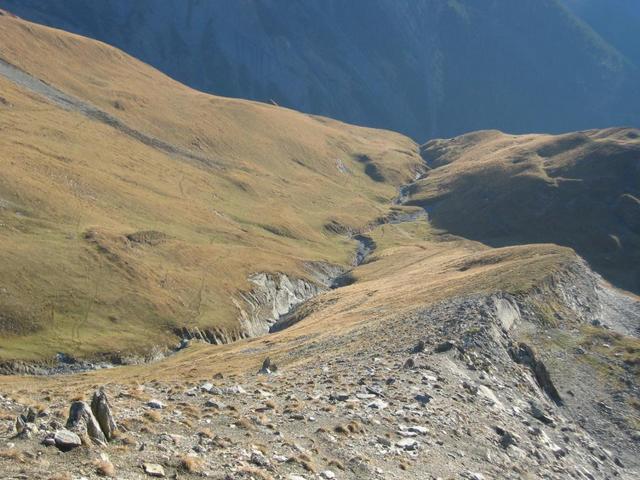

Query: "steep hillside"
<box><xmin>1</xmin><ymin>0</ymin><xmax>639</xmax><ymax>139</ymax></box>
<box><xmin>410</xmin><ymin>128</ymin><xmax>640</xmax><ymax>293</ymax></box>
<box><xmin>0</xmin><ymin>11</ymin><xmax>639</xmax><ymax>480</ymax></box>
<box><xmin>0</xmin><ymin>13</ymin><xmax>423</xmax><ymax>362</ymax></box>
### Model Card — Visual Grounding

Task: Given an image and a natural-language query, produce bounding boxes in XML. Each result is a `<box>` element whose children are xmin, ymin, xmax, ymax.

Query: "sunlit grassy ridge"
<box><xmin>413</xmin><ymin>128</ymin><xmax>640</xmax><ymax>293</ymax></box>
<box><xmin>0</xmin><ymin>15</ymin><xmax>422</xmax><ymax>361</ymax></box>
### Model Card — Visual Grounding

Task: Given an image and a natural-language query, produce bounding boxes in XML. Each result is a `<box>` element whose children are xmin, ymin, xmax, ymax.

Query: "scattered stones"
<box><xmin>495</xmin><ymin>426</ymin><xmax>519</xmax><ymax>449</ymax></box>
<box><xmin>224</xmin><ymin>385</ymin><xmax>247</xmax><ymax>395</ymax></box>
<box><xmin>205</xmin><ymin>398</ymin><xmax>226</xmax><ymax>409</ymax></box>
<box><xmin>0</xmin><ymin>286</ymin><xmax>636</xmax><ymax>480</ymax></box>
<box><xmin>412</xmin><ymin>340</ymin><xmax>426</xmax><ymax>353</ymax></box>
<box><xmin>468</xmin><ymin>472</ymin><xmax>486</xmax><ymax>480</ymax></box>
<box><xmin>403</xmin><ymin>357</ymin><xmax>416</xmax><ymax>369</ymax></box>
<box><xmin>367</xmin><ymin>399</ymin><xmax>388</xmax><ymax>410</ymax></box>
<box><xmin>407</xmin><ymin>425</ymin><xmax>429</xmax><ymax>435</ymax></box>
<box><xmin>15</xmin><ymin>415</ymin><xmax>27</xmax><ymax>435</ymax></box>
<box><xmin>330</xmin><ymin>392</ymin><xmax>350</xmax><ymax>402</ymax></box>
<box><xmin>530</xmin><ymin>401</ymin><xmax>554</xmax><ymax>425</ymax></box>
<box><xmin>250</xmin><ymin>450</ymin><xmax>270</xmax><ymax>467</ymax></box>
<box><xmin>200</xmin><ymin>382</ymin><xmax>214</xmax><ymax>392</ymax></box>
<box><xmin>415</xmin><ymin>393</ymin><xmax>432</xmax><ymax>405</ymax></box>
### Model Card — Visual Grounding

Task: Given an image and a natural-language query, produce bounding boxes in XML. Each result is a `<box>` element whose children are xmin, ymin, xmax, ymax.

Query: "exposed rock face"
<box><xmin>509</xmin><ymin>342</ymin><xmax>563</xmax><ymax>406</ymax></box>
<box><xmin>235</xmin><ymin>262</ymin><xmax>344</xmax><ymax>338</ymax></box>
<box><xmin>237</xmin><ymin>273</ymin><xmax>323</xmax><ymax>337</ymax></box>
<box><xmin>173</xmin><ymin>326</ymin><xmax>246</xmax><ymax>346</ymax></box>
<box><xmin>65</xmin><ymin>401</ymin><xmax>107</xmax><ymax>446</ymax></box>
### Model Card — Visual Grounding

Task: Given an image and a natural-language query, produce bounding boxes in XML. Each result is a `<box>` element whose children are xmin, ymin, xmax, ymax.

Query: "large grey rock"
<box><xmin>66</xmin><ymin>400</ymin><xmax>107</xmax><ymax>446</ymax></box>
<box><xmin>53</xmin><ymin>429</ymin><xmax>82</xmax><ymax>452</ymax></box>
<box><xmin>91</xmin><ymin>389</ymin><xmax>117</xmax><ymax>440</ymax></box>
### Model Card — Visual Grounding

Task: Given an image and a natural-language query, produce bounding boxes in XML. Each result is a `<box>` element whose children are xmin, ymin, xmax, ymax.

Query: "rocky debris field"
<box><xmin>0</xmin><ymin>293</ymin><xmax>638</xmax><ymax>480</ymax></box>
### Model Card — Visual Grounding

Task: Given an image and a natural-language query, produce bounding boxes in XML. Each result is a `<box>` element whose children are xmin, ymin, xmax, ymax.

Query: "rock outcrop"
<box><xmin>65</xmin><ymin>401</ymin><xmax>107</xmax><ymax>446</ymax></box>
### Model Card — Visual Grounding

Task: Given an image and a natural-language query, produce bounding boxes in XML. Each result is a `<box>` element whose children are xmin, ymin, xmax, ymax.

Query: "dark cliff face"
<box><xmin>560</xmin><ymin>0</ymin><xmax>640</xmax><ymax>68</ymax></box>
<box><xmin>2</xmin><ymin>0</ymin><xmax>639</xmax><ymax>141</ymax></box>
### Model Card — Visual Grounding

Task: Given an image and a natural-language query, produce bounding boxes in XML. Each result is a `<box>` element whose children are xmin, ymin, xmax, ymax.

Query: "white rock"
<box><xmin>143</xmin><ymin>463</ymin><xmax>166</xmax><ymax>477</ymax></box>
<box><xmin>396</xmin><ymin>438</ymin><xmax>419</xmax><ymax>450</ymax></box>
<box><xmin>477</xmin><ymin>385</ymin><xmax>504</xmax><ymax>410</ymax></box>
<box><xmin>321</xmin><ymin>471</ymin><xmax>336</xmax><ymax>479</ymax></box>
<box><xmin>367</xmin><ymin>399</ymin><xmax>389</xmax><ymax>410</ymax></box>
<box><xmin>408</xmin><ymin>426</ymin><xmax>429</xmax><ymax>435</ymax></box>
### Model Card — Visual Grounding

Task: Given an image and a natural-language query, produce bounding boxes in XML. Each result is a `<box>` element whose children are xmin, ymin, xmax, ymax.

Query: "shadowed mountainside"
<box><xmin>0</xmin><ymin>0</ymin><xmax>639</xmax><ymax>140</ymax></box>
<box><xmin>561</xmin><ymin>0</ymin><xmax>640</xmax><ymax>68</ymax></box>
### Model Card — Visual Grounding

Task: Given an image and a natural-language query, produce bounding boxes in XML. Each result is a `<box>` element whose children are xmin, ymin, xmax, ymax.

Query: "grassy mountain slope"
<box><xmin>412</xmin><ymin>128</ymin><xmax>640</xmax><ymax>293</ymax></box>
<box><xmin>0</xmin><ymin>14</ymin><xmax>422</xmax><ymax>362</ymax></box>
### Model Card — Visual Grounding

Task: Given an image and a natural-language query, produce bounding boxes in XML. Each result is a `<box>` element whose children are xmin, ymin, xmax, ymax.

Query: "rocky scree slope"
<box><xmin>0</xmin><ymin>244</ymin><xmax>638</xmax><ymax>479</ymax></box>
<box><xmin>1</xmin><ymin>0</ymin><xmax>639</xmax><ymax>139</ymax></box>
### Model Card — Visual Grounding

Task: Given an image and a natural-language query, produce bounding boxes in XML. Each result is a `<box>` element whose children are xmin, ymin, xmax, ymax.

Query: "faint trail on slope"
<box><xmin>0</xmin><ymin>58</ymin><xmax>223</xmax><ymax>170</ymax></box>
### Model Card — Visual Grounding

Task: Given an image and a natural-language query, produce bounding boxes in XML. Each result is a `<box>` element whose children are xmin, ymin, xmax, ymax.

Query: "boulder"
<box><xmin>434</xmin><ymin>340</ymin><xmax>457</xmax><ymax>353</ymax></box>
<box><xmin>258</xmin><ymin>357</ymin><xmax>277</xmax><ymax>374</ymax></box>
<box><xmin>396</xmin><ymin>438</ymin><xmax>420</xmax><ymax>450</ymax></box>
<box><xmin>66</xmin><ymin>401</ymin><xmax>107</xmax><ymax>446</ymax></box>
<box><xmin>53</xmin><ymin>429</ymin><xmax>82</xmax><ymax>452</ymax></box>
<box><xmin>91</xmin><ymin>389</ymin><xmax>117</xmax><ymax>441</ymax></box>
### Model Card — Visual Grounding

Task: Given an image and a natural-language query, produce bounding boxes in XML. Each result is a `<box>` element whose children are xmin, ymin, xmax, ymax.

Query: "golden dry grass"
<box><xmin>0</xmin><ymin>14</ymin><xmax>423</xmax><ymax>361</ymax></box>
<box><xmin>94</xmin><ymin>459</ymin><xmax>115</xmax><ymax>477</ymax></box>
<box><xmin>414</xmin><ymin>128</ymin><xmax>640</xmax><ymax>293</ymax></box>
<box><xmin>178</xmin><ymin>454</ymin><xmax>203</xmax><ymax>473</ymax></box>
<box><xmin>0</xmin><ymin>217</ymin><xmax>578</xmax><ymax>403</ymax></box>
<box><xmin>0</xmin><ymin>14</ymin><xmax>603</xmax><ymax>406</ymax></box>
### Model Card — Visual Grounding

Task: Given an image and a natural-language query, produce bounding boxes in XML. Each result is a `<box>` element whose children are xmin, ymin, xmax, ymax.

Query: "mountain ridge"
<box><xmin>1</xmin><ymin>0</ymin><xmax>638</xmax><ymax>140</ymax></box>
